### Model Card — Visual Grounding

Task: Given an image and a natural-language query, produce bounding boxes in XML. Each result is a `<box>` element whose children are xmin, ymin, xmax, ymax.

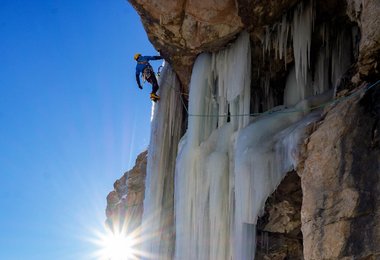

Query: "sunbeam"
<box><xmin>90</xmin><ymin>217</ymin><xmax>159</xmax><ymax>260</ymax></box>
<box><xmin>92</xmin><ymin>225</ymin><xmax>138</xmax><ymax>260</ymax></box>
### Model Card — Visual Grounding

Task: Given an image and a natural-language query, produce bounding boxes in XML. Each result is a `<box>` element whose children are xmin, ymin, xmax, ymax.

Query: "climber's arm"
<box><xmin>136</xmin><ymin>72</ymin><xmax>142</xmax><ymax>89</ymax></box>
<box><xmin>147</xmin><ymin>56</ymin><xmax>163</xmax><ymax>61</ymax></box>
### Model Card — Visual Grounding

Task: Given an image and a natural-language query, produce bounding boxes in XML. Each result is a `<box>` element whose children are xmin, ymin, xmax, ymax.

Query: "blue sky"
<box><xmin>0</xmin><ymin>0</ymin><xmax>159</xmax><ymax>259</ymax></box>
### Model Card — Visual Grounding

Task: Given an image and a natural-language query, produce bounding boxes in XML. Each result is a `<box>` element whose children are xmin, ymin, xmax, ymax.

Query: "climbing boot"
<box><xmin>150</xmin><ymin>93</ymin><xmax>160</xmax><ymax>102</ymax></box>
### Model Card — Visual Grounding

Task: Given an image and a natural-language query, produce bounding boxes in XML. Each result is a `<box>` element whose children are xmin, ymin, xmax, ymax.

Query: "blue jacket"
<box><xmin>135</xmin><ymin>55</ymin><xmax>162</xmax><ymax>87</ymax></box>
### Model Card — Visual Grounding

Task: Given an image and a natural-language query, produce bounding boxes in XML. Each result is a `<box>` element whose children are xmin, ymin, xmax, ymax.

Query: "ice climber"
<box><xmin>134</xmin><ymin>53</ymin><xmax>163</xmax><ymax>102</ymax></box>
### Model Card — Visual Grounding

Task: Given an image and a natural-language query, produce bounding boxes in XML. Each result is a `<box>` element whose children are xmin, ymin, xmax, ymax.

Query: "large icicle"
<box><xmin>140</xmin><ymin>64</ymin><xmax>184</xmax><ymax>260</ymax></box>
<box><xmin>292</xmin><ymin>0</ymin><xmax>314</xmax><ymax>85</ymax></box>
<box><xmin>263</xmin><ymin>14</ymin><xmax>290</xmax><ymax>63</ymax></box>
<box><xmin>211</xmin><ymin>32</ymin><xmax>251</xmax><ymax>129</ymax></box>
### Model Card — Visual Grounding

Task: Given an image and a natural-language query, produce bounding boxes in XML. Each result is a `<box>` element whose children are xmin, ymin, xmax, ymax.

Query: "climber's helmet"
<box><xmin>134</xmin><ymin>53</ymin><xmax>141</xmax><ymax>61</ymax></box>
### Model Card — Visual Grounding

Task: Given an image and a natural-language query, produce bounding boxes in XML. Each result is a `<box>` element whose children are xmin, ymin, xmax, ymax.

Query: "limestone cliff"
<box><xmin>301</xmin><ymin>89</ymin><xmax>380</xmax><ymax>259</ymax></box>
<box><xmin>106</xmin><ymin>151</ymin><xmax>147</xmax><ymax>233</ymax></box>
<box><xmin>106</xmin><ymin>0</ymin><xmax>380</xmax><ymax>259</ymax></box>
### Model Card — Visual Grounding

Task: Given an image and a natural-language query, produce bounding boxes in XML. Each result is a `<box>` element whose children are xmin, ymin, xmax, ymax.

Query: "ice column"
<box><xmin>175</xmin><ymin>32</ymin><xmax>251</xmax><ymax>260</ymax></box>
<box><xmin>140</xmin><ymin>64</ymin><xmax>184</xmax><ymax>259</ymax></box>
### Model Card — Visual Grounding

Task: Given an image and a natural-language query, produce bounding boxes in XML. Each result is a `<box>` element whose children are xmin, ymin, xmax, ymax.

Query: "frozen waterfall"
<box><xmin>140</xmin><ymin>3</ymin><xmax>354</xmax><ymax>258</ymax></box>
<box><xmin>140</xmin><ymin>64</ymin><xmax>184</xmax><ymax>260</ymax></box>
<box><xmin>174</xmin><ymin>31</ymin><xmax>326</xmax><ymax>259</ymax></box>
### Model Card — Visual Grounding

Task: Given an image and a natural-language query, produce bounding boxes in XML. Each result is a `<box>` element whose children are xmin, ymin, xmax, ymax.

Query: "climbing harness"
<box><xmin>142</xmin><ymin>65</ymin><xmax>165</xmax><ymax>83</ymax></box>
<box><xmin>142</xmin><ymin>65</ymin><xmax>154</xmax><ymax>83</ymax></box>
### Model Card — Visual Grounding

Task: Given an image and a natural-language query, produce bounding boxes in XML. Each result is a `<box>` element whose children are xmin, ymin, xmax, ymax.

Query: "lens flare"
<box><xmin>92</xmin><ymin>225</ymin><xmax>141</xmax><ymax>260</ymax></box>
<box><xmin>101</xmin><ymin>232</ymin><xmax>133</xmax><ymax>259</ymax></box>
<box><xmin>90</xmin><ymin>208</ymin><xmax>166</xmax><ymax>259</ymax></box>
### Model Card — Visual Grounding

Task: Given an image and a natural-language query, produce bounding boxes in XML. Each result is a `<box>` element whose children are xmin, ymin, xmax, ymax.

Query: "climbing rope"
<box><xmin>170</xmin><ymin>79</ymin><xmax>380</xmax><ymax>118</ymax></box>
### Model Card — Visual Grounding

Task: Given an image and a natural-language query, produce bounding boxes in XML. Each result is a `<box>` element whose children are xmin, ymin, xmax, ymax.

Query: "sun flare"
<box><xmin>90</xmin><ymin>213</ymin><xmax>162</xmax><ymax>260</ymax></box>
<box><xmin>102</xmin><ymin>233</ymin><xmax>133</xmax><ymax>259</ymax></box>
<box><xmin>93</xmin><ymin>227</ymin><xmax>139</xmax><ymax>260</ymax></box>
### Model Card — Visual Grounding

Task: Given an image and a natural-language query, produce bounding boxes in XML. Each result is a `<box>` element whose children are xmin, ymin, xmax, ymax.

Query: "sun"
<box><xmin>92</xmin><ymin>226</ymin><xmax>140</xmax><ymax>260</ymax></box>
<box><xmin>89</xmin><ymin>214</ymin><xmax>162</xmax><ymax>259</ymax></box>
<box><xmin>101</xmin><ymin>232</ymin><xmax>134</xmax><ymax>260</ymax></box>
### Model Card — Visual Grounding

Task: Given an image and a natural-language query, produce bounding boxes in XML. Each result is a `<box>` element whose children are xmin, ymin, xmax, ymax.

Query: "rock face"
<box><xmin>106</xmin><ymin>151</ymin><xmax>147</xmax><ymax>233</ymax></box>
<box><xmin>256</xmin><ymin>171</ymin><xmax>303</xmax><ymax>259</ymax></box>
<box><xmin>346</xmin><ymin>0</ymin><xmax>380</xmax><ymax>80</ymax></box>
<box><xmin>301</xmin><ymin>89</ymin><xmax>380</xmax><ymax>259</ymax></box>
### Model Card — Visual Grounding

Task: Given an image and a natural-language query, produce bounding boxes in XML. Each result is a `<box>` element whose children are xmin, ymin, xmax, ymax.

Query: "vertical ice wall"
<box><xmin>140</xmin><ymin>64</ymin><xmax>184</xmax><ymax>259</ymax></box>
<box><xmin>174</xmin><ymin>29</ymin><xmax>329</xmax><ymax>259</ymax></box>
<box><xmin>175</xmin><ymin>32</ymin><xmax>251</xmax><ymax>260</ymax></box>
